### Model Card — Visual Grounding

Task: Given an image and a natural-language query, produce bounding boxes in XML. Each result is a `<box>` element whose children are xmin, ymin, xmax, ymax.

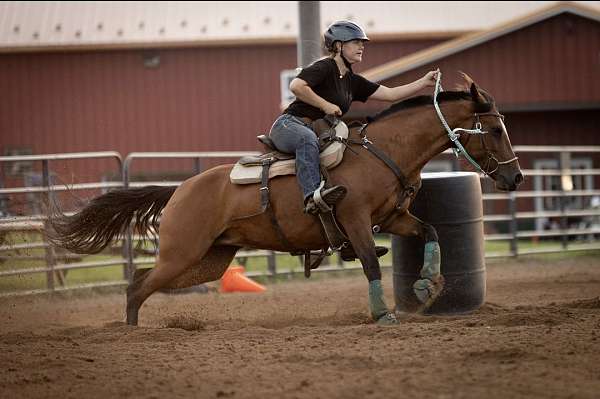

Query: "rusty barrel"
<box><xmin>392</xmin><ymin>172</ymin><xmax>485</xmax><ymax>314</ymax></box>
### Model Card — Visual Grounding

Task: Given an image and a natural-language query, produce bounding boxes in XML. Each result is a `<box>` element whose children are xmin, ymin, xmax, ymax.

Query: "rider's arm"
<box><xmin>369</xmin><ymin>70</ymin><xmax>439</xmax><ymax>102</ymax></box>
<box><xmin>290</xmin><ymin>78</ymin><xmax>341</xmax><ymax>115</ymax></box>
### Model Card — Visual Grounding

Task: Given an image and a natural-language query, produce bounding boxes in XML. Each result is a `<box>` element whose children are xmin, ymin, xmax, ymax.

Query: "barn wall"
<box><xmin>0</xmin><ymin>38</ymin><xmax>446</xmax><ymax>156</ymax></box>
<box><xmin>365</xmin><ymin>12</ymin><xmax>600</xmax><ymax>116</ymax></box>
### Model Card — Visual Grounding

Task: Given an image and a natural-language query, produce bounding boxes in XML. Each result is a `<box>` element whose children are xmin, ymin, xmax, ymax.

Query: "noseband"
<box><xmin>433</xmin><ymin>74</ymin><xmax>519</xmax><ymax>176</ymax></box>
<box><xmin>468</xmin><ymin>112</ymin><xmax>519</xmax><ymax>175</ymax></box>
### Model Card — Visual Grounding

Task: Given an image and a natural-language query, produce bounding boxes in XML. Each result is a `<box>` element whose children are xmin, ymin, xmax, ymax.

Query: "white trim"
<box><xmin>280</xmin><ymin>68</ymin><xmax>300</xmax><ymax>110</ymax></box>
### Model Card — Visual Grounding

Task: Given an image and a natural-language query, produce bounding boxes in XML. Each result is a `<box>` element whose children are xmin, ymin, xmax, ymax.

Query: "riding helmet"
<box><xmin>324</xmin><ymin>20</ymin><xmax>369</xmax><ymax>51</ymax></box>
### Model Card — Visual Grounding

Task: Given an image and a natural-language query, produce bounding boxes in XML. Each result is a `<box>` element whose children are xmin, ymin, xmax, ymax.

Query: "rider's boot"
<box><xmin>304</xmin><ymin>185</ymin><xmax>347</xmax><ymax>214</ymax></box>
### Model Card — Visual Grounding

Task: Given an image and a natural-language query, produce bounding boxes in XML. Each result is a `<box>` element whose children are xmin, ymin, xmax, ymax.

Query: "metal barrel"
<box><xmin>392</xmin><ymin>172</ymin><xmax>485</xmax><ymax>314</ymax></box>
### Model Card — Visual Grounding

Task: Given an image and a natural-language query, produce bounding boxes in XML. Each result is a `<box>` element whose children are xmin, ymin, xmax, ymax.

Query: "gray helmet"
<box><xmin>324</xmin><ymin>20</ymin><xmax>369</xmax><ymax>51</ymax></box>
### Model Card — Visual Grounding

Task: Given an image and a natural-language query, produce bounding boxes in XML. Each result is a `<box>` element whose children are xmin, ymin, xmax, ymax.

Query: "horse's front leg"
<box><xmin>381</xmin><ymin>211</ymin><xmax>444</xmax><ymax>310</ymax></box>
<box><xmin>339</xmin><ymin>214</ymin><xmax>398</xmax><ymax>325</ymax></box>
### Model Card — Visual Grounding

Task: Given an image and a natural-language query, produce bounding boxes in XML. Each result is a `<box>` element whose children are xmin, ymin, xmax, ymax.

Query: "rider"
<box><xmin>269</xmin><ymin>20</ymin><xmax>439</xmax><ymax>213</ymax></box>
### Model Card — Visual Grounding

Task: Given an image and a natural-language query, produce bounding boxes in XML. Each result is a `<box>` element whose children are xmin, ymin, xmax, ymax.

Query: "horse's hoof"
<box><xmin>376</xmin><ymin>312</ymin><xmax>399</xmax><ymax>326</ymax></box>
<box><xmin>413</xmin><ymin>275</ymin><xmax>445</xmax><ymax>306</ymax></box>
<box><xmin>413</xmin><ymin>278</ymin><xmax>434</xmax><ymax>303</ymax></box>
<box><xmin>394</xmin><ymin>309</ymin><xmax>411</xmax><ymax>320</ymax></box>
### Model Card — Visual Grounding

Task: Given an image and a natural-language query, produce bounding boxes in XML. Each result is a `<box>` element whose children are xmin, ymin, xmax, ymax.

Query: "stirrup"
<box><xmin>304</xmin><ymin>184</ymin><xmax>347</xmax><ymax>214</ymax></box>
<box><xmin>303</xmin><ymin>248</ymin><xmax>332</xmax><ymax>278</ymax></box>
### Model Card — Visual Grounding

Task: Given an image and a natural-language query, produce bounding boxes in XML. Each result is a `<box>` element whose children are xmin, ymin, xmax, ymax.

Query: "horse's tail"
<box><xmin>47</xmin><ymin>186</ymin><xmax>176</xmax><ymax>254</ymax></box>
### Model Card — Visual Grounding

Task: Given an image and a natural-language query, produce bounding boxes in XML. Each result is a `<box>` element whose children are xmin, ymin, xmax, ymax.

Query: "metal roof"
<box><xmin>1</xmin><ymin>1</ymin><xmax>599</xmax><ymax>52</ymax></box>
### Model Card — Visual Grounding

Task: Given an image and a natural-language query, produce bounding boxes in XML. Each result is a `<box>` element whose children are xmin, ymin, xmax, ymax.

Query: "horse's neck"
<box><xmin>368</xmin><ymin>100</ymin><xmax>472</xmax><ymax>179</ymax></box>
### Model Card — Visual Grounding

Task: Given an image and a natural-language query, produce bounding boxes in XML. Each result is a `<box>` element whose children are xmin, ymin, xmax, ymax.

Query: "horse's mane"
<box><xmin>368</xmin><ymin>90</ymin><xmax>493</xmax><ymax>122</ymax></box>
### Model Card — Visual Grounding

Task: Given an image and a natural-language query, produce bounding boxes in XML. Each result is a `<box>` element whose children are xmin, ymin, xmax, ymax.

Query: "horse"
<box><xmin>47</xmin><ymin>73</ymin><xmax>523</xmax><ymax>326</ymax></box>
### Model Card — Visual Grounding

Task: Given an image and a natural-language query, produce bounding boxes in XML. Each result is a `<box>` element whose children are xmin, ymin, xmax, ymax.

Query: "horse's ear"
<box><xmin>459</xmin><ymin>71</ymin><xmax>487</xmax><ymax>104</ymax></box>
<box><xmin>469</xmin><ymin>83</ymin><xmax>487</xmax><ymax>104</ymax></box>
<box><xmin>459</xmin><ymin>71</ymin><xmax>474</xmax><ymax>87</ymax></box>
<box><xmin>456</xmin><ymin>71</ymin><xmax>475</xmax><ymax>92</ymax></box>
<box><xmin>459</xmin><ymin>71</ymin><xmax>486</xmax><ymax>104</ymax></box>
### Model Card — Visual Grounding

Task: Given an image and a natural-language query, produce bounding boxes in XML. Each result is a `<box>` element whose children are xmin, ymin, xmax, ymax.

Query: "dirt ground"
<box><xmin>1</xmin><ymin>256</ymin><xmax>599</xmax><ymax>399</ymax></box>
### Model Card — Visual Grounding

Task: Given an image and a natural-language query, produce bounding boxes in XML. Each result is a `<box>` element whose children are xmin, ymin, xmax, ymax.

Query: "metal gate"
<box><xmin>1</xmin><ymin>146</ymin><xmax>599</xmax><ymax>296</ymax></box>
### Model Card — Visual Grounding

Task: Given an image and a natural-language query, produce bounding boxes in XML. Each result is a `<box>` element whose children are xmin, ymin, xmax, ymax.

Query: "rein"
<box><xmin>433</xmin><ymin>72</ymin><xmax>518</xmax><ymax>176</ymax></box>
<box><xmin>346</xmin><ymin>72</ymin><xmax>520</xmax><ymax>210</ymax></box>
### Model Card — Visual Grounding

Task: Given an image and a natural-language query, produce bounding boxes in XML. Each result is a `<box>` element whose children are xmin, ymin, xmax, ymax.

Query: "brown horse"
<box><xmin>48</xmin><ymin>74</ymin><xmax>522</xmax><ymax>326</ymax></box>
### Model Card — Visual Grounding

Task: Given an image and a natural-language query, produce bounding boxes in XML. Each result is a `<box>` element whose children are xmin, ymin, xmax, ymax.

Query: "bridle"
<box><xmin>346</xmin><ymin>73</ymin><xmax>519</xmax><ymax>212</ymax></box>
<box><xmin>466</xmin><ymin>112</ymin><xmax>519</xmax><ymax>175</ymax></box>
<box><xmin>433</xmin><ymin>73</ymin><xmax>518</xmax><ymax>176</ymax></box>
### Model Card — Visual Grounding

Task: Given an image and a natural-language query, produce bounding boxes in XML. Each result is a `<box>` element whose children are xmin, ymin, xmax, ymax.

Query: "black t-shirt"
<box><xmin>283</xmin><ymin>58</ymin><xmax>380</xmax><ymax>120</ymax></box>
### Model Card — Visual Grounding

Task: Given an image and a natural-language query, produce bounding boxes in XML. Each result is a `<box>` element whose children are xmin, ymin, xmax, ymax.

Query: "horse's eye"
<box><xmin>492</xmin><ymin>127</ymin><xmax>503</xmax><ymax>136</ymax></box>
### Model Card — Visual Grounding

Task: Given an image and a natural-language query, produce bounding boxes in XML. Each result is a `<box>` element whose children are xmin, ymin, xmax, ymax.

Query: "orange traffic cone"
<box><xmin>220</xmin><ymin>265</ymin><xmax>266</xmax><ymax>293</ymax></box>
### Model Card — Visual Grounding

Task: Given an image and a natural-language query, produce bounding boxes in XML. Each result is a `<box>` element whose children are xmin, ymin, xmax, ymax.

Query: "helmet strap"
<box><xmin>340</xmin><ymin>43</ymin><xmax>353</xmax><ymax>70</ymax></box>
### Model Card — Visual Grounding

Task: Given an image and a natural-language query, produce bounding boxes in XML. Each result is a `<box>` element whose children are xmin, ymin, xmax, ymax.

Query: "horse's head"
<box><xmin>456</xmin><ymin>73</ymin><xmax>523</xmax><ymax>191</ymax></box>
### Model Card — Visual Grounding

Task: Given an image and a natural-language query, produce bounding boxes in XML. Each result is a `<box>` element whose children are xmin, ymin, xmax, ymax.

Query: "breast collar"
<box><xmin>341</xmin><ymin>123</ymin><xmax>416</xmax><ymax>211</ymax></box>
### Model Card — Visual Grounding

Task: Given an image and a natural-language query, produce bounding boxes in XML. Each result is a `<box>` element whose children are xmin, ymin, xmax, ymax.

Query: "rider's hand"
<box><xmin>421</xmin><ymin>69</ymin><xmax>440</xmax><ymax>88</ymax></box>
<box><xmin>321</xmin><ymin>102</ymin><xmax>342</xmax><ymax>116</ymax></box>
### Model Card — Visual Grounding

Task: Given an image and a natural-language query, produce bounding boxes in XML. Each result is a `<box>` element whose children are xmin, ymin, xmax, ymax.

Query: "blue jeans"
<box><xmin>269</xmin><ymin>114</ymin><xmax>321</xmax><ymax>201</ymax></box>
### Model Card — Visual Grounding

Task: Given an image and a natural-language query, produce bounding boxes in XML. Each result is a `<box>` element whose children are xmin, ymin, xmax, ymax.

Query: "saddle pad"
<box><xmin>230</xmin><ymin>122</ymin><xmax>349</xmax><ymax>184</ymax></box>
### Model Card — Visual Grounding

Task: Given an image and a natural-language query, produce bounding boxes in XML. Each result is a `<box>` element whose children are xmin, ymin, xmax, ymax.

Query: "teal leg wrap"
<box><xmin>369</xmin><ymin>280</ymin><xmax>398</xmax><ymax>325</ymax></box>
<box><xmin>421</xmin><ymin>241</ymin><xmax>441</xmax><ymax>279</ymax></box>
<box><xmin>413</xmin><ymin>241</ymin><xmax>442</xmax><ymax>304</ymax></box>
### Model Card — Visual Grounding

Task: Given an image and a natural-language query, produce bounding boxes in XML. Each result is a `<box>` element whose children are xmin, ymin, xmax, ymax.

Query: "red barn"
<box><xmin>1</xmin><ymin>2</ymin><xmax>599</xmax><ymax>233</ymax></box>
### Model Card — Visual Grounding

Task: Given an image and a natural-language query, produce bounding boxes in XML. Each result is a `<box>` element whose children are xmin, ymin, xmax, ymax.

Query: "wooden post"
<box><xmin>42</xmin><ymin>160</ymin><xmax>56</xmax><ymax>291</ymax></box>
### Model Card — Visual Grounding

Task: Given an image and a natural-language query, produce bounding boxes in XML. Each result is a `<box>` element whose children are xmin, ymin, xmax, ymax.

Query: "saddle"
<box><xmin>229</xmin><ymin>120</ymin><xmax>349</xmax><ymax>184</ymax></box>
<box><xmin>228</xmin><ymin>117</ymin><xmax>357</xmax><ymax>277</ymax></box>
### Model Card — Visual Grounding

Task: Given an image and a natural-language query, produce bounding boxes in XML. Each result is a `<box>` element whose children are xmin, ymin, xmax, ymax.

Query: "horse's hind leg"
<box><xmin>126</xmin><ymin>270</ymin><xmax>151</xmax><ymax>325</ymax></box>
<box><xmin>382</xmin><ymin>211</ymin><xmax>444</xmax><ymax>311</ymax></box>
<box><xmin>159</xmin><ymin>245</ymin><xmax>239</xmax><ymax>290</ymax></box>
<box><xmin>126</xmin><ymin>255</ymin><xmax>193</xmax><ymax>326</ymax></box>
<box><xmin>129</xmin><ymin>261</ymin><xmax>198</xmax><ymax>325</ymax></box>
<box><xmin>126</xmin><ymin>245</ymin><xmax>238</xmax><ymax>326</ymax></box>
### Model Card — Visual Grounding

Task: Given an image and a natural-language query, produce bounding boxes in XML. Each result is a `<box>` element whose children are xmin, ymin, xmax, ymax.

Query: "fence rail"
<box><xmin>0</xmin><ymin>152</ymin><xmax>124</xmax><ymax>293</ymax></box>
<box><xmin>1</xmin><ymin>146</ymin><xmax>599</xmax><ymax>296</ymax></box>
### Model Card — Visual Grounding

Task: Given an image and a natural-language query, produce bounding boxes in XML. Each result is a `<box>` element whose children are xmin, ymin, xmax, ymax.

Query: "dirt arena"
<box><xmin>1</xmin><ymin>255</ymin><xmax>599</xmax><ymax>399</ymax></box>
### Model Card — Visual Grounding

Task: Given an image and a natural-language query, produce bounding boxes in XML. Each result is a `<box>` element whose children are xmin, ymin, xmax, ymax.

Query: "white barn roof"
<box><xmin>1</xmin><ymin>1</ymin><xmax>599</xmax><ymax>52</ymax></box>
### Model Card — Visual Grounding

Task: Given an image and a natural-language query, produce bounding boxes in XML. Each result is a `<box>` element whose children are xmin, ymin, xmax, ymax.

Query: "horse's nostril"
<box><xmin>515</xmin><ymin>172</ymin><xmax>524</xmax><ymax>185</ymax></box>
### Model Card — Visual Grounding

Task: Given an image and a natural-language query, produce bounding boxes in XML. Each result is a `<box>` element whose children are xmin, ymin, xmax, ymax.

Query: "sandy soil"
<box><xmin>1</xmin><ymin>256</ymin><xmax>599</xmax><ymax>399</ymax></box>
